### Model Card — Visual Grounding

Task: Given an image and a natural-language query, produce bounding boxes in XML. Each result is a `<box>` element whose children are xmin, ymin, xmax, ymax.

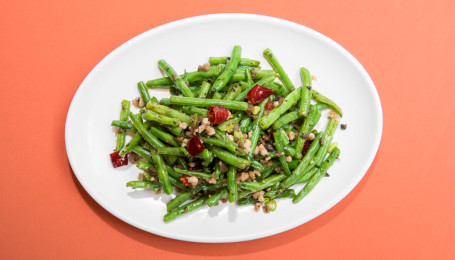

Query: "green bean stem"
<box><xmin>169</xmin><ymin>96</ymin><xmax>248</xmax><ymax>111</ymax></box>
<box><xmin>137</xmin><ymin>81</ymin><xmax>151</xmax><ymax>104</ymax></box>
<box><xmin>157</xmin><ymin>59</ymin><xmax>194</xmax><ymax>97</ymax></box>
<box><xmin>212</xmin><ymin>46</ymin><xmax>242</xmax><ymax>91</ymax></box>
<box><xmin>151</xmin><ymin>152</ymin><xmax>172</xmax><ymax>195</ymax></box>
<box><xmin>273</xmin><ymin>132</ymin><xmax>292</xmax><ymax>176</ymax></box>
<box><xmin>293</xmin><ymin>148</ymin><xmax>340</xmax><ymax>203</ymax></box>
<box><xmin>259</xmin><ymin>88</ymin><xmax>301</xmax><ymax>129</ymax></box>
<box><xmin>210</xmin><ymin>147</ymin><xmax>251</xmax><ymax>169</ymax></box>
<box><xmin>263</xmin><ymin>48</ymin><xmax>294</xmax><ymax>94</ymax></box>
<box><xmin>312</xmin><ymin>90</ymin><xmax>343</xmax><ymax>117</ymax></box>
<box><xmin>227</xmin><ymin>166</ymin><xmax>238</xmax><ymax>202</ymax></box>
<box><xmin>115</xmin><ymin>100</ymin><xmax>130</xmax><ymax>151</ymax></box>
<box><xmin>163</xmin><ymin>196</ymin><xmax>207</xmax><ymax>222</ymax></box>
<box><xmin>298</xmin><ymin>67</ymin><xmax>312</xmax><ymax>116</ymax></box>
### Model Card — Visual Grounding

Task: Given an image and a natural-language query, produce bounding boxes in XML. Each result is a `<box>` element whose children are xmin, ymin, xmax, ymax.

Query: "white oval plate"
<box><xmin>66</xmin><ymin>14</ymin><xmax>382</xmax><ymax>243</ymax></box>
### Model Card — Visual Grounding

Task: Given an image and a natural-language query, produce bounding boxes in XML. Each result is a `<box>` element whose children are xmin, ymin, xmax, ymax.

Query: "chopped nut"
<box><xmin>205</xmin><ymin>125</ymin><xmax>215</xmax><ymax>136</ymax></box>
<box><xmin>257</xmin><ymin>144</ymin><xmax>269</xmax><ymax>156</ymax></box>
<box><xmin>236</xmin><ymin>172</ymin><xmax>249</xmax><ymax>183</ymax></box>
<box><xmin>286</xmin><ymin>156</ymin><xmax>292</xmax><ymax>162</ymax></box>
<box><xmin>207</xmin><ymin>177</ymin><xmax>217</xmax><ymax>184</ymax></box>
<box><xmin>198</xmin><ymin>63</ymin><xmax>211</xmax><ymax>72</ymax></box>
<box><xmin>132</xmin><ymin>97</ymin><xmax>145</xmax><ymax>108</ymax></box>
<box><xmin>243</xmin><ymin>139</ymin><xmax>252</xmax><ymax>153</ymax></box>
<box><xmin>308</xmin><ymin>133</ymin><xmax>315</xmax><ymax>140</ymax></box>
<box><xmin>187</xmin><ymin>176</ymin><xmax>199</xmax><ymax>187</ymax></box>
<box><xmin>327</xmin><ymin>110</ymin><xmax>340</xmax><ymax>123</ymax></box>
<box><xmin>181</xmin><ymin>138</ymin><xmax>189</xmax><ymax>147</ymax></box>
<box><xmin>254</xmin><ymin>202</ymin><xmax>261</xmax><ymax>212</ymax></box>
<box><xmin>179</xmin><ymin>122</ymin><xmax>188</xmax><ymax>129</ymax></box>
<box><xmin>252</xmin><ymin>191</ymin><xmax>265</xmax><ymax>202</ymax></box>
<box><xmin>288</xmin><ymin>131</ymin><xmax>296</xmax><ymax>141</ymax></box>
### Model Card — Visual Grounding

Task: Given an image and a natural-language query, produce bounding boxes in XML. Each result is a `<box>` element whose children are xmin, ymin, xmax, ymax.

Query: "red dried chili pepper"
<box><xmin>109</xmin><ymin>151</ymin><xmax>128</xmax><ymax>168</ymax></box>
<box><xmin>186</xmin><ymin>135</ymin><xmax>205</xmax><ymax>156</ymax></box>
<box><xmin>207</xmin><ymin>106</ymin><xmax>229</xmax><ymax>124</ymax></box>
<box><xmin>180</xmin><ymin>174</ymin><xmax>190</xmax><ymax>186</ymax></box>
<box><xmin>302</xmin><ymin>140</ymin><xmax>313</xmax><ymax>157</ymax></box>
<box><xmin>246</xmin><ymin>84</ymin><xmax>275</xmax><ymax>104</ymax></box>
<box><xmin>264</xmin><ymin>100</ymin><xmax>274</xmax><ymax>111</ymax></box>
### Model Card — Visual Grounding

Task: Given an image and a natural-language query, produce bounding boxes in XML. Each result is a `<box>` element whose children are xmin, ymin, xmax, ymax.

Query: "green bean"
<box><xmin>284</xmin><ymin>146</ymin><xmax>296</xmax><ymax>157</ymax></box>
<box><xmin>143</xmin><ymin>110</ymin><xmax>180</xmax><ymax>127</ymax></box>
<box><xmin>149</xmin><ymin>126</ymin><xmax>179</xmax><ymax>146</ymax></box>
<box><xmin>214</xmin><ymin>129</ymin><xmax>241</xmax><ymax>154</ymax></box>
<box><xmin>210</xmin><ymin>147</ymin><xmax>251</xmax><ymax>169</ymax></box>
<box><xmin>249</xmin><ymin>97</ymin><xmax>270</xmax><ymax>157</ymax></box>
<box><xmin>198</xmin><ymin>81</ymin><xmax>212</xmax><ymax>98</ymax></box>
<box><xmin>157</xmin><ymin>147</ymin><xmax>185</xmax><ymax>156</ymax></box>
<box><xmin>169</xmin><ymin>96</ymin><xmax>248</xmax><ymax>111</ymax></box>
<box><xmin>146</xmin><ymin>102</ymin><xmax>191</xmax><ymax>124</ymax></box>
<box><xmin>111</xmin><ymin>120</ymin><xmax>133</xmax><ymax>129</ymax></box>
<box><xmin>227</xmin><ymin>166</ymin><xmax>238</xmax><ymax>202</ymax></box>
<box><xmin>263</xmin><ymin>48</ymin><xmax>294</xmax><ymax>94</ymax></box>
<box><xmin>165</xmin><ymin>126</ymin><xmax>183</xmax><ymax>137</ymax></box>
<box><xmin>295</xmin><ymin>167</ymin><xmax>318</xmax><ymax>184</ymax></box>
<box><xmin>238</xmin><ymin>189</ymin><xmax>254</xmax><ymax>199</ymax></box>
<box><xmin>206</xmin><ymin>187</ymin><xmax>228</xmax><ymax>207</ymax></box>
<box><xmin>312</xmin><ymin>90</ymin><xmax>343</xmax><ymax>117</ymax></box>
<box><xmin>129</xmin><ymin>112</ymin><xmax>168</xmax><ymax>150</ymax></box>
<box><xmin>136</xmin><ymin>160</ymin><xmax>153</xmax><ymax>172</ymax></box>
<box><xmin>173</xmin><ymin>167</ymin><xmax>212</xmax><ymax>179</ymax></box>
<box><xmin>119</xmin><ymin>134</ymin><xmax>141</xmax><ymax>156</ymax></box>
<box><xmin>132</xmin><ymin>145</ymin><xmax>153</xmax><ymax>163</ymax></box>
<box><xmin>212</xmin><ymin>46</ymin><xmax>242</xmax><ymax>91</ymax></box>
<box><xmin>239</xmin><ymin>117</ymin><xmax>252</xmax><ymax>133</ymax></box>
<box><xmin>259</xmin><ymin>88</ymin><xmax>301</xmax><ymax>129</ymax></box>
<box><xmin>181</xmin><ymin>106</ymin><xmax>208</xmax><ymax>117</ymax></box>
<box><xmin>209</xmin><ymin>57</ymin><xmax>260</xmax><ymax>67</ymax></box>
<box><xmin>328</xmin><ymin>142</ymin><xmax>338</xmax><ymax>153</ymax></box>
<box><xmin>274</xmin><ymin>189</ymin><xmax>296</xmax><ymax>199</ymax></box>
<box><xmin>298</xmin><ymin>67</ymin><xmax>312</xmax><ymax>116</ymax></box>
<box><xmin>126</xmin><ymin>180</ymin><xmax>161</xmax><ymax>192</ymax></box>
<box><xmin>265</xmin><ymin>182</ymin><xmax>281</xmax><ymax>198</ymax></box>
<box><xmin>115</xmin><ymin>100</ymin><xmax>130</xmax><ymax>151</ymax></box>
<box><xmin>230</xmin><ymin>68</ymin><xmax>275</xmax><ymax>82</ymax></box>
<box><xmin>157</xmin><ymin>59</ymin><xmax>194</xmax><ymax>97</ymax></box>
<box><xmin>167</xmin><ymin>185</ymin><xmax>203</xmax><ymax>212</ymax></box>
<box><xmin>288</xmin><ymin>159</ymin><xmax>298</xmax><ymax>170</ymax></box>
<box><xmin>239</xmin><ymin>174</ymin><xmax>286</xmax><ymax>191</ymax></box>
<box><xmin>245</xmin><ymin>68</ymin><xmax>254</xmax><ymax>86</ymax></box>
<box><xmin>280</xmin><ymin>132</ymin><xmax>323</xmax><ymax>189</ymax></box>
<box><xmin>272</xmin><ymin>111</ymin><xmax>301</xmax><ymax>130</ymax></box>
<box><xmin>146</xmin><ymin>65</ymin><xmax>224</xmax><ymax>87</ymax></box>
<box><xmin>137</xmin><ymin>81</ymin><xmax>151</xmax><ymax>104</ymax></box>
<box><xmin>151</xmin><ymin>152</ymin><xmax>172</xmax><ymax>195</ymax></box>
<box><xmin>250</xmin><ymin>160</ymin><xmax>265</xmax><ymax>172</ymax></box>
<box><xmin>257</xmin><ymin>161</ymin><xmax>280</xmax><ymax>180</ymax></box>
<box><xmin>294</xmin><ymin>105</ymin><xmax>320</xmax><ymax>159</ymax></box>
<box><xmin>217</xmin><ymin>112</ymin><xmax>243</xmax><ymax>132</ymax></box>
<box><xmin>169</xmin><ymin>175</ymin><xmax>186</xmax><ymax>190</ymax></box>
<box><xmin>238</xmin><ymin>196</ymin><xmax>258</xmax><ymax>206</ymax></box>
<box><xmin>315</xmin><ymin>103</ymin><xmax>329</xmax><ymax>111</ymax></box>
<box><xmin>293</xmin><ymin>148</ymin><xmax>340</xmax><ymax>203</ymax></box>
<box><xmin>224</xmin><ymin>85</ymin><xmax>242</xmax><ymax>100</ymax></box>
<box><xmin>273</xmin><ymin>132</ymin><xmax>292</xmax><ymax>176</ymax></box>
<box><xmin>163</xmin><ymin>196</ymin><xmax>207</xmax><ymax>222</ymax></box>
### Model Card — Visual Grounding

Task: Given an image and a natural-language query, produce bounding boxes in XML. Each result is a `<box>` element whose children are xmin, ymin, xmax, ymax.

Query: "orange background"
<box><xmin>1</xmin><ymin>0</ymin><xmax>454</xmax><ymax>259</ymax></box>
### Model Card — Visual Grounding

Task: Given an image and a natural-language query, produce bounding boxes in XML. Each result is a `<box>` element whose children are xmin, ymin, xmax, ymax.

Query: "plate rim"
<box><xmin>65</xmin><ymin>13</ymin><xmax>383</xmax><ymax>243</ymax></box>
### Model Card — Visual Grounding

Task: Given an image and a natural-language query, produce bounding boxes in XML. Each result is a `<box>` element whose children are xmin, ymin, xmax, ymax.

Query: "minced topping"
<box><xmin>132</xmin><ymin>97</ymin><xmax>145</xmax><ymax>108</ymax></box>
